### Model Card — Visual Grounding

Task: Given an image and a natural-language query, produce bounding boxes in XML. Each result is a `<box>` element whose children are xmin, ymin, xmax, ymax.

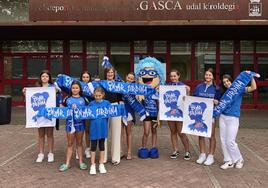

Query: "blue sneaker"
<box><xmin>149</xmin><ymin>147</ymin><xmax>159</xmax><ymax>159</ymax></box>
<box><xmin>138</xmin><ymin>148</ymin><xmax>149</xmax><ymax>159</ymax></box>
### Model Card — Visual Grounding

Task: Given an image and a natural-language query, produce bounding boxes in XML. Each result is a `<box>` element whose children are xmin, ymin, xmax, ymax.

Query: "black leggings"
<box><xmin>91</xmin><ymin>139</ymin><xmax>105</xmax><ymax>152</ymax></box>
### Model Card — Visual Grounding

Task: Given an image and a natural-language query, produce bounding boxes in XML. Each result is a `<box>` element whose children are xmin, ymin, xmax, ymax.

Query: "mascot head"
<box><xmin>135</xmin><ymin>57</ymin><xmax>165</xmax><ymax>88</ymax></box>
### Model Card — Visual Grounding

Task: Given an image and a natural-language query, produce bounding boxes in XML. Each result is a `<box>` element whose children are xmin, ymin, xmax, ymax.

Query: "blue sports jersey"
<box><xmin>63</xmin><ymin>96</ymin><xmax>86</xmax><ymax>132</ymax></box>
<box><xmin>88</xmin><ymin>99</ymin><xmax>110</xmax><ymax>140</ymax></box>
<box><xmin>193</xmin><ymin>82</ymin><xmax>221</xmax><ymax>100</ymax></box>
<box><xmin>144</xmin><ymin>94</ymin><xmax>158</xmax><ymax>118</ymax></box>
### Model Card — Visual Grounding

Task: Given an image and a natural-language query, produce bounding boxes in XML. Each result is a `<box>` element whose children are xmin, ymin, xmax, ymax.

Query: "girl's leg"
<box><xmin>121</xmin><ymin>124</ymin><xmax>126</xmax><ymax>157</ymax></box>
<box><xmin>196</xmin><ymin>136</ymin><xmax>206</xmax><ymax>164</ymax></box>
<box><xmin>151</xmin><ymin>122</ymin><xmax>157</xmax><ymax>148</ymax></box>
<box><xmin>219</xmin><ymin>115</ymin><xmax>232</xmax><ymax>162</ymax></box>
<box><xmin>90</xmin><ymin>140</ymin><xmax>97</xmax><ymax>165</ymax></box>
<box><xmin>99</xmin><ymin>139</ymin><xmax>107</xmax><ymax>173</ymax></box>
<box><xmin>225</xmin><ymin>116</ymin><xmax>242</xmax><ymax>163</ymax></box>
<box><xmin>168</xmin><ymin>121</ymin><xmax>179</xmax><ymax>152</ymax></box>
<box><xmin>126</xmin><ymin>121</ymin><xmax>133</xmax><ymax>159</ymax></box>
<box><xmin>203</xmin><ymin>122</ymin><xmax>216</xmax><ymax>165</ymax></box>
<box><xmin>85</xmin><ymin>123</ymin><xmax>91</xmax><ymax>158</ymax></box>
<box><xmin>75</xmin><ymin>131</ymin><xmax>84</xmax><ymax>164</ymax></box>
<box><xmin>90</xmin><ymin>140</ymin><xmax>97</xmax><ymax>175</ymax></box>
<box><xmin>99</xmin><ymin>139</ymin><xmax>105</xmax><ymax>164</ymax></box>
<box><xmin>65</xmin><ymin>132</ymin><xmax>75</xmax><ymax>167</ymax></box>
<box><xmin>208</xmin><ymin>123</ymin><xmax>216</xmax><ymax>155</ymax></box>
<box><xmin>142</xmin><ymin>121</ymin><xmax>151</xmax><ymax>148</ymax></box>
<box><xmin>38</xmin><ymin>128</ymin><xmax>45</xmax><ymax>154</ymax></box>
<box><xmin>46</xmin><ymin>127</ymin><xmax>54</xmax><ymax>153</ymax></box>
<box><xmin>110</xmin><ymin>116</ymin><xmax>122</xmax><ymax>164</ymax></box>
<box><xmin>177</xmin><ymin>122</ymin><xmax>190</xmax><ymax>152</ymax></box>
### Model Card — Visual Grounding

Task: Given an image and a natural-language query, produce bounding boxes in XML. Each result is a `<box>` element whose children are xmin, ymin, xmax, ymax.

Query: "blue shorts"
<box><xmin>65</xmin><ymin>120</ymin><xmax>86</xmax><ymax>133</ymax></box>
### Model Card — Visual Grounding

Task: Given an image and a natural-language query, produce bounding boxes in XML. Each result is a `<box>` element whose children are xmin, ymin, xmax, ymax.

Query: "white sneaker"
<box><xmin>99</xmin><ymin>163</ymin><xmax>107</xmax><ymax>174</ymax></box>
<box><xmin>36</xmin><ymin>153</ymin><xmax>44</xmax><ymax>163</ymax></box>
<box><xmin>196</xmin><ymin>153</ymin><xmax>206</xmax><ymax>164</ymax></box>
<box><xmin>89</xmin><ymin>164</ymin><xmax>96</xmax><ymax>175</ymax></box>
<box><xmin>235</xmin><ymin>158</ymin><xmax>244</xmax><ymax>169</ymax></box>
<box><xmin>47</xmin><ymin>152</ymin><xmax>54</xmax><ymax>163</ymax></box>
<box><xmin>85</xmin><ymin>147</ymin><xmax>91</xmax><ymax>158</ymax></box>
<box><xmin>204</xmin><ymin>154</ymin><xmax>214</xmax><ymax>166</ymax></box>
<box><xmin>220</xmin><ymin>161</ymin><xmax>234</xmax><ymax>170</ymax></box>
<box><xmin>76</xmin><ymin>150</ymin><xmax>79</xmax><ymax>160</ymax></box>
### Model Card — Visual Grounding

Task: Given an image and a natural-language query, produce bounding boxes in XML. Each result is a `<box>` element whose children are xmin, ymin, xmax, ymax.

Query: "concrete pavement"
<box><xmin>0</xmin><ymin>107</ymin><xmax>267</xmax><ymax>188</ymax></box>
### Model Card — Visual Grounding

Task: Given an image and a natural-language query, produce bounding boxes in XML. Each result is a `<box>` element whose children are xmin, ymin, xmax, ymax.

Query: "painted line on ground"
<box><xmin>0</xmin><ymin>142</ymin><xmax>36</xmax><ymax>167</ymax></box>
<box><xmin>188</xmin><ymin>135</ymin><xmax>222</xmax><ymax>188</ymax></box>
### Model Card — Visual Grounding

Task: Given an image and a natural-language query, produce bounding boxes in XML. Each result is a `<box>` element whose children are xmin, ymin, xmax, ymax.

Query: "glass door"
<box><xmin>256</xmin><ymin>56</ymin><xmax>268</xmax><ymax>108</ymax></box>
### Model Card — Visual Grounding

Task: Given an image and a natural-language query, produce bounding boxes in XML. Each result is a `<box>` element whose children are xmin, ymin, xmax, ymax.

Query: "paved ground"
<box><xmin>0</xmin><ymin>107</ymin><xmax>267</xmax><ymax>188</ymax></box>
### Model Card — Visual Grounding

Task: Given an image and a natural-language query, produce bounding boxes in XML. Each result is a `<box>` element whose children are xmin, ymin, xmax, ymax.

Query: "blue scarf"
<box><xmin>55</xmin><ymin>74</ymin><xmax>96</xmax><ymax>97</ymax></box>
<box><xmin>213</xmin><ymin>71</ymin><xmax>260</xmax><ymax>117</ymax></box>
<box><xmin>38</xmin><ymin>104</ymin><xmax>127</xmax><ymax>124</ymax></box>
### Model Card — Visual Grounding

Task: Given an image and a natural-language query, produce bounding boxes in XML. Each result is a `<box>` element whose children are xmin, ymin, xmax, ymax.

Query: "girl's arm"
<box><xmin>246</xmin><ymin>78</ymin><xmax>257</xmax><ymax>93</ymax></box>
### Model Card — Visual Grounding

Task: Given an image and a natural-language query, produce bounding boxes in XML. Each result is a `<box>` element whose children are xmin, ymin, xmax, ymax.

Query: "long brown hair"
<box><xmin>222</xmin><ymin>74</ymin><xmax>233</xmax><ymax>92</ymax></box>
<box><xmin>104</xmin><ymin>67</ymin><xmax>116</xmax><ymax>80</ymax></box>
<box><xmin>36</xmin><ymin>70</ymin><xmax>53</xmax><ymax>87</ymax></box>
<box><xmin>205</xmin><ymin>68</ymin><xmax>217</xmax><ymax>87</ymax></box>
<box><xmin>80</xmin><ymin>71</ymin><xmax>92</xmax><ymax>83</ymax></box>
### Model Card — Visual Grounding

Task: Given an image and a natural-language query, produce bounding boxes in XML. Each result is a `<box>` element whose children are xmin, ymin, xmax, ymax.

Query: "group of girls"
<box><xmin>28</xmin><ymin>66</ymin><xmax>256</xmax><ymax>175</ymax></box>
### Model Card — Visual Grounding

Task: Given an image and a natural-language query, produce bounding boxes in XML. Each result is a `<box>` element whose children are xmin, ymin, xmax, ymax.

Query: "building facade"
<box><xmin>0</xmin><ymin>0</ymin><xmax>268</xmax><ymax>108</ymax></box>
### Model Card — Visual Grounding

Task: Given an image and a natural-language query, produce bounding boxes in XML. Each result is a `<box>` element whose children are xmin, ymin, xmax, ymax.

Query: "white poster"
<box><xmin>159</xmin><ymin>85</ymin><xmax>186</xmax><ymax>121</ymax></box>
<box><xmin>181</xmin><ymin>96</ymin><xmax>213</xmax><ymax>138</ymax></box>
<box><xmin>26</xmin><ymin>87</ymin><xmax>56</xmax><ymax>128</ymax></box>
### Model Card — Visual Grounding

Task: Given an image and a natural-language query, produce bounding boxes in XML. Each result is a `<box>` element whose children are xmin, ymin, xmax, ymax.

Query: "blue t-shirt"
<box><xmin>222</xmin><ymin>92</ymin><xmax>243</xmax><ymax>117</ymax></box>
<box><xmin>63</xmin><ymin>96</ymin><xmax>86</xmax><ymax>132</ymax></box>
<box><xmin>193</xmin><ymin>82</ymin><xmax>221</xmax><ymax>100</ymax></box>
<box><xmin>88</xmin><ymin>99</ymin><xmax>110</xmax><ymax>140</ymax></box>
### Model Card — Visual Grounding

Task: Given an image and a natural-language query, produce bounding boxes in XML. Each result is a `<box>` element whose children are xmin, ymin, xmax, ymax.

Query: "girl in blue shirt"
<box><xmin>193</xmin><ymin>68</ymin><xmax>221</xmax><ymax>166</ymax></box>
<box><xmin>167</xmin><ymin>69</ymin><xmax>191</xmax><ymax>160</ymax></box>
<box><xmin>219</xmin><ymin>72</ymin><xmax>256</xmax><ymax>170</ymax></box>
<box><xmin>88</xmin><ymin>87</ymin><xmax>110</xmax><ymax>175</ymax></box>
<box><xmin>23</xmin><ymin>70</ymin><xmax>62</xmax><ymax>163</ymax></box>
<box><xmin>59</xmin><ymin>81</ymin><xmax>88</xmax><ymax>172</ymax></box>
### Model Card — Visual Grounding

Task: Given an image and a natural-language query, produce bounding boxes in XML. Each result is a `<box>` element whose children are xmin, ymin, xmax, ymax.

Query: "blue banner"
<box><xmin>213</xmin><ymin>71</ymin><xmax>260</xmax><ymax>117</ymax></box>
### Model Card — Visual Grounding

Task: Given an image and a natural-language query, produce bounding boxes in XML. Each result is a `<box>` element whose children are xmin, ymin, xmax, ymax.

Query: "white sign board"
<box><xmin>26</xmin><ymin>87</ymin><xmax>56</xmax><ymax>128</ymax></box>
<box><xmin>182</xmin><ymin>96</ymin><xmax>213</xmax><ymax>138</ymax></box>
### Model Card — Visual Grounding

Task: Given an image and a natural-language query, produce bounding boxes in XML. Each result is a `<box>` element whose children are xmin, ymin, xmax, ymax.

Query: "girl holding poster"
<box><xmin>88</xmin><ymin>87</ymin><xmax>110</xmax><ymax>175</ymax></box>
<box><xmin>59</xmin><ymin>81</ymin><xmax>88</xmax><ymax>172</ymax></box>
<box><xmin>23</xmin><ymin>70</ymin><xmax>62</xmax><ymax>163</ymax></box>
<box><xmin>167</xmin><ymin>69</ymin><xmax>191</xmax><ymax>160</ymax></box>
<box><xmin>193</xmin><ymin>68</ymin><xmax>221</xmax><ymax>166</ymax></box>
<box><xmin>219</xmin><ymin>73</ymin><xmax>256</xmax><ymax>170</ymax></box>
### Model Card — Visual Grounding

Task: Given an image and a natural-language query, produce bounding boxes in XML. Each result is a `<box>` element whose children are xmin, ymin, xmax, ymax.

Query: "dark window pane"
<box><xmin>4</xmin><ymin>56</ymin><xmax>23</xmax><ymax>79</ymax></box>
<box><xmin>27</xmin><ymin>57</ymin><xmax>46</xmax><ymax>79</ymax></box>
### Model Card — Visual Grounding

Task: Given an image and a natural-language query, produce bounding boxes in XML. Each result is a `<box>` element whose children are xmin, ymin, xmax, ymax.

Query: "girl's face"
<box><xmin>94</xmin><ymin>91</ymin><xmax>104</xmax><ymax>102</ymax></box>
<box><xmin>223</xmin><ymin>78</ymin><xmax>232</xmax><ymax>89</ymax></box>
<box><xmin>82</xmin><ymin>73</ymin><xmax>90</xmax><ymax>83</ymax></box>
<box><xmin>126</xmin><ymin>74</ymin><xmax>135</xmax><ymax>83</ymax></box>
<box><xmin>205</xmin><ymin>71</ymin><xmax>213</xmax><ymax>83</ymax></box>
<box><xmin>107</xmin><ymin>69</ymin><xmax>115</xmax><ymax>81</ymax></box>
<box><xmin>71</xmin><ymin>84</ymin><xmax>81</xmax><ymax>96</ymax></box>
<box><xmin>41</xmin><ymin>73</ymin><xmax>49</xmax><ymax>84</ymax></box>
<box><xmin>170</xmin><ymin>72</ymin><xmax>180</xmax><ymax>83</ymax></box>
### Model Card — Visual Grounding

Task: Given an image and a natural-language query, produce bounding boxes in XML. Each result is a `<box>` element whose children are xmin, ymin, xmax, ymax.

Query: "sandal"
<box><xmin>126</xmin><ymin>154</ymin><xmax>132</xmax><ymax>160</ymax></box>
<box><xmin>79</xmin><ymin>162</ymin><xmax>88</xmax><ymax>170</ymax></box>
<box><xmin>59</xmin><ymin>164</ymin><xmax>70</xmax><ymax>172</ymax></box>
